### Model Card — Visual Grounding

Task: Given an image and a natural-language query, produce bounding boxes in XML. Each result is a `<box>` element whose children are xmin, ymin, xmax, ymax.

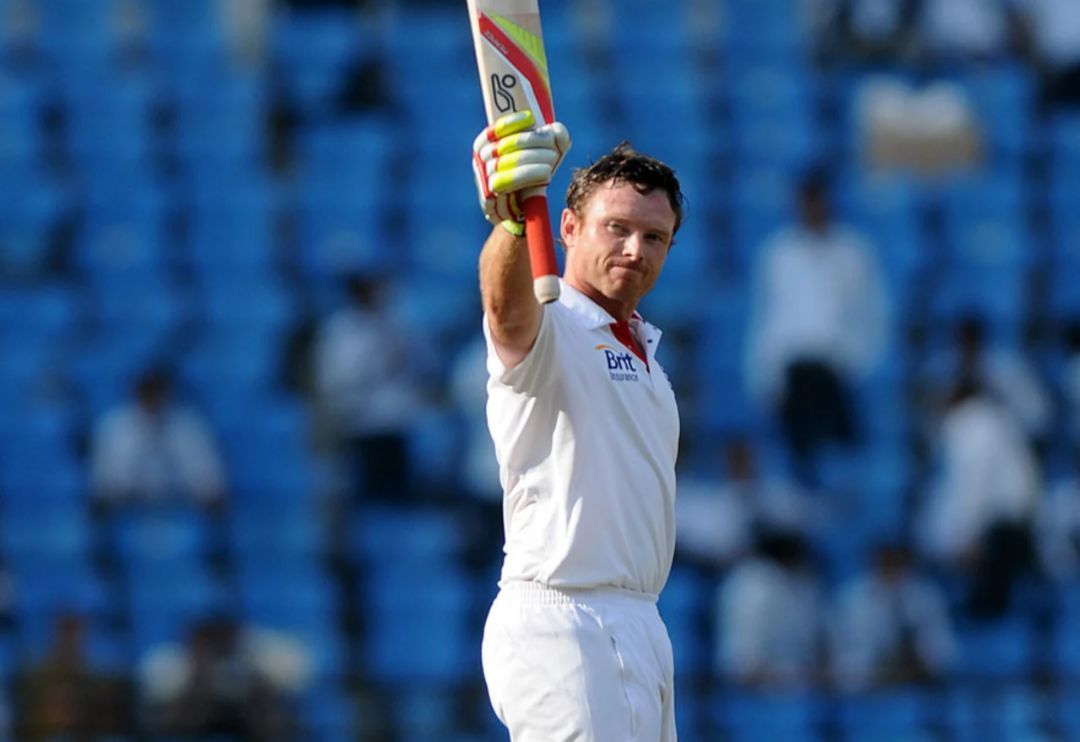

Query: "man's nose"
<box><xmin>622</xmin><ymin>233</ymin><xmax>643</xmax><ymax>258</ymax></box>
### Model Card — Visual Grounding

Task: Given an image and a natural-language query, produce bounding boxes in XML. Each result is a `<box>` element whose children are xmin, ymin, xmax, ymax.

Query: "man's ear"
<box><xmin>559</xmin><ymin>208</ymin><xmax>578</xmax><ymax>251</ymax></box>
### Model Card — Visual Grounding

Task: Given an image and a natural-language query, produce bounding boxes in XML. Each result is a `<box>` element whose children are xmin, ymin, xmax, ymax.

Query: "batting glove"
<box><xmin>472</xmin><ymin>110</ymin><xmax>571</xmax><ymax>236</ymax></box>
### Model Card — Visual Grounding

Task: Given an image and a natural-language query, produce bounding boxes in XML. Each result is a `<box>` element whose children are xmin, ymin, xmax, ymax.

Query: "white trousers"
<box><xmin>482</xmin><ymin>581</ymin><xmax>677</xmax><ymax>741</ymax></box>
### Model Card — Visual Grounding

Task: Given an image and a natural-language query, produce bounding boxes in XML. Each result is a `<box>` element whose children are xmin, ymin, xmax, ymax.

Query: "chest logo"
<box><xmin>595</xmin><ymin>344</ymin><xmax>640</xmax><ymax>382</ymax></box>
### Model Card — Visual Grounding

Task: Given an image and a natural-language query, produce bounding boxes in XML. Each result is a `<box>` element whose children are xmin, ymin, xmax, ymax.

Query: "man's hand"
<box><xmin>472</xmin><ymin>110</ymin><xmax>571</xmax><ymax>235</ymax></box>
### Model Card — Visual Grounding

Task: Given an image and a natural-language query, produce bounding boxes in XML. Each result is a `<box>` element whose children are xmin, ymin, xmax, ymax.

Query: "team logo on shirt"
<box><xmin>595</xmin><ymin>344</ymin><xmax>639</xmax><ymax>382</ymax></box>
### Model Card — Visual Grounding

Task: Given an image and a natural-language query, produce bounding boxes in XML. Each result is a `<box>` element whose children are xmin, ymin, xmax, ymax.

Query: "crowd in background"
<box><xmin>3</xmin><ymin>0</ymin><xmax>1080</xmax><ymax>738</ymax></box>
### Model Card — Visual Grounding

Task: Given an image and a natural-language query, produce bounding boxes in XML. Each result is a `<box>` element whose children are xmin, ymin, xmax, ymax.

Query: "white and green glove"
<box><xmin>472</xmin><ymin>110</ymin><xmax>571</xmax><ymax>236</ymax></box>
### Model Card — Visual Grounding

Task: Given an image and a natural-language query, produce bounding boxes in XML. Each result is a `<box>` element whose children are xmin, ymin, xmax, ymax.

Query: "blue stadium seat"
<box><xmin>127</xmin><ymin>561</ymin><xmax>226</xmax><ymax>656</ymax></box>
<box><xmin>393</xmin><ymin>688</ymin><xmax>462</xmax><ymax>742</ymax></box>
<box><xmin>693</xmin><ymin>284</ymin><xmax>754</xmax><ymax>434</ymax></box>
<box><xmin>932</xmin><ymin>171</ymin><xmax>1030</xmax><ymax>325</ymax></box>
<box><xmin>296</xmin><ymin>186</ymin><xmax>393</xmax><ymax>279</ymax></box>
<box><xmin>729</xmin><ymin>64</ymin><xmax>818</xmax><ymax>167</ymax></box>
<box><xmin>729</xmin><ymin>165</ymin><xmax>797</xmax><ymax>275</ymax></box>
<box><xmin>228</xmin><ymin>498</ymin><xmax>322</xmax><ymax>559</ymax></box>
<box><xmin>658</xmin><ymin>567</ymin><xmax>710</xmax><ymax>681</ymax></box>
<box><xmin>70</xmin><ymin>335</ymin><xmax>165</xmax><ymax>422</ymax></box>
<box><xmin>939</xmin><ymin>171</ymin><xmax>1028</xmax><ymax>263</ymax></box>
<box><xmin>76</xmin><ymin>178</ymin><xmax>171</xmax><ymax>279</ymax></box>
<box><xmin>722</xmin><ymin>0</ymin><xmax>807</xmax><ymax>63</ymax></box>
<box><xmin>8</xmin><ymin>557</ymin><xmax>107</xmax><ymax>622</ymax></box>
<box><xmin>299</xmin><ymin>682</ymin><xmax>355</xmax><ymax>741</ymax></box>
<box><xmin>838</xmin><ymin>172</ymin><xmax>926</xmax><ymax>309</ymax></box>
<box><xmin>714</xmin><ymin>690</ymin><xmax>825</xmax><ymax>741</ymax></box>
<box><xmin>0</xmin><ymin>283</ymin><xmax>80</xmax><ymax>349</ymax></box>
<box><xmin>236</xmin><ymin>562</ymin><xmax>338</xmax><ymax>637</ymax></box>
<box><xmin>174</xmin><ymin>70</ymin><xmax>267</xmax><ymax>168</ymax></box>
<box><xmin>272</xmin><ymin>7</ymin><xmax>367</xmax><ymax>114</ymax></box>
<box><xmin>187</xmin><ymin>179</ymin><xmax>278</xmax><ymax>277</ymax></box>
<box><xmin>0</xmin><ymin>70</ymin><xmax>43</xmax><ymax>167</ymax></box>
<box><xmin>954</xmin><ymin>617</ymin><xmax>1035</xmax><ymax>680</ymax></box>
<box><xmin>363</xmin><ymin>564</ymin><xmax>476</xmax><ymax>685</ymax></box>
<box><xmin>90</xmin><ymin>277</ymin><xmax>190</xmax><ymax>340</ymax></box>
<box><xmin>0</xmin><ymin>435</ymin><xmax>84</xmax><ymax>503</ymax></box>
<box><xmin>180</xmin><ymin>337</ymin><xmax>285</xmax><ymax>411</ymax></box>
<box><xmin>64</xmin><ymin>72</ymin><xmax>154</xmax><ymax>173</ymax></box>
<box><xmin>111</xmin><ymin>508</ymin><xmax>211</xmax><ymax>564</ymax></box>
<box><xmin>0</xmin><ymin>170</ymin><xmax>65</xmax><ymax>278</ymax></box>
<box><xmin>382</xmin><ymin>9</ymin><xmax>471</xmax><ymax>82</ymax></box>
<box><xmin>198</xmin><ymin>277</ymin><xmax>296</xmax><ymax>337</ymax></box>
<box><xmin>940</xmin><ymin>685</ymin><xmax>1045</xmax><ymax>742</ymax></box>
<box><xmin>144</xmin><ymin>0</ymin><xmax>229</xmax><ymax>98</ymax></box>
<box><xmin>0</xmin><ymin>500</ymin><xmax>90</xmax><ymax>564</ymax></box>
<box><xmin>961</xmin><ymin>65</ymin><xmax>1037</xmax><ymax>163</ymax></box>
<box><xmin>351</xmin><ymin>505</ymin><xmax>467</xmax><ymax>565</ymax></box>
<box><xmin>835</xmin><ymin>688</ymin><xmax>928</xmax><ymax>737</ymax></box>
<box><xmin>386</xmin><ymin>276</ymin><xmax>477</xmax><ymax>340</ymax></box>
<box><xmin>219</xmin><ymin>399</ymin><xmax>318</xmax><ymax>499</ymax></box>
<box><xmin>36</xmin><ymin>0</ymin><xmax>116</xmax><ymax>76</ymax></box>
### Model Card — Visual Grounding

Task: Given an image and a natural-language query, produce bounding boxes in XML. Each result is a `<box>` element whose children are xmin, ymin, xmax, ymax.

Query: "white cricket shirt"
<box><xmin>484</xmin><ymin>280</ymin><xmax>680</xmax><ymax>598</ymax></box>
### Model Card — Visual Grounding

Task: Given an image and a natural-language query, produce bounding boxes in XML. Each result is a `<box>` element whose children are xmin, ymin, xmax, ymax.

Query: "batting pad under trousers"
<box><xmin>482</xmin><ymin>581</ymin><xmax>677</xmax><ymax>741</ymax></box>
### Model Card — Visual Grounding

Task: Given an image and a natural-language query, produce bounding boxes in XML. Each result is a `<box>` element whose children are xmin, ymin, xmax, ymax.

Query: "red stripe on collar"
<box><xmin>610</xmin><ymin>320</ymin><xmax>649</xmax><ymax>371</ymax></box>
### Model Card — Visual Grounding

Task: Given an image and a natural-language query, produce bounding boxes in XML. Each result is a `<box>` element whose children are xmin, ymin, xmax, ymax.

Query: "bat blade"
<box><xmin>467</xmin><ymin>0</ymin><xmax>560</xmax><ymax>303</ymax></box>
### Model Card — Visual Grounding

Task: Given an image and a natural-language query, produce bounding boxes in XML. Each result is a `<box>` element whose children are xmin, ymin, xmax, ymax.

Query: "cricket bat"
<box><xmin>466</xmin><ymin>0</ymin><xmax>560</xmax><ymax>304</ymax></box>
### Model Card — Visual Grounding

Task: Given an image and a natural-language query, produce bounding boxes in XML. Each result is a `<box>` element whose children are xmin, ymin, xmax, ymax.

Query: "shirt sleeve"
<box><xmin>483</xmin><ymin>303</ymin><xmax>560</xmax><ymax>395</ymax></box>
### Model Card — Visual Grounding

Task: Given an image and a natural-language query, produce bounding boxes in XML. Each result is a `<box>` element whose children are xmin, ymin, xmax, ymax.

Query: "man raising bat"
<box><xmin>472</xmin><ymin>107</ymin><xmax>685</xmax><ymax>740</ymax></box>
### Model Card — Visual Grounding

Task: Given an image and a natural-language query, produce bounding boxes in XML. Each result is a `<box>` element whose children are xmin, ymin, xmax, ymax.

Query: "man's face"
<box><xmin>560</xmin><ymin>181</ymin><xmax>676</xmax><ymax>312</ymax></box>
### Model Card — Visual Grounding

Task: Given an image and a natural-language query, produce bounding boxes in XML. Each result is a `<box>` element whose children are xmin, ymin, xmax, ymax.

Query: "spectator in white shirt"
<box><xmin>916</xmin><ymin>377</ymin><xmax>1040</xmax><ymax>617</ymax></box>
<box><xmin>917</xmin><ymin>315</ymin><xmax>1051</xmax><ymax>443</ymax></box>
<box><xmin>312</xmin><ymin>273</ymin><xmax>427</xmax><ymax>499</ymax></box>
<box><xmin>830</xmin><ymin>544</ymin><xmax>957</xmax><ymax>692</ymax></box>
<box><xmin>745</xmin><ymin>169</ymin><xmax>890</xmax><ymax>485</ymax></box>
<box><xmin>90</xmin><ymin>368</ymin><xmax>225</xmax><ymax>508</ymax></box>
<box><xmin>716</xmin><ymin>531</ymin><xmax>825</xmax><ymax>690</ymax></box>
<box><xmin>676</xmin><ymin>437</ymin><xmax>821</xmax><ymax>573</ymax></box>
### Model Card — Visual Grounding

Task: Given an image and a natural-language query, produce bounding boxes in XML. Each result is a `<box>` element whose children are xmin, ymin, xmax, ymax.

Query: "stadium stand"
<box><xmin>1</xmin><ymin>0</ymin><xmax>1080</xmax><ymax>738</ymax></box>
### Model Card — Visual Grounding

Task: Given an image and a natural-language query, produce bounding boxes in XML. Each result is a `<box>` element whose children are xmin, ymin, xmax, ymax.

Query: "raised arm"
<box><xmin>480</xmin><ymin>224</ymin><xmax>541</xmax><ymax>369</ymax></box>
<box><xmin>471</xmin><ymin>110</ymin><xmax>570</xmax><ymax>369</ymax></box>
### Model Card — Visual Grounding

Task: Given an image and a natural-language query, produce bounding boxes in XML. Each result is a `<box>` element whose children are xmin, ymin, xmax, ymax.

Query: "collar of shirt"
<box><xmin>557</xmin><ymin>279</ymin><xmax>664</xmax><ymax>353</ymax></box>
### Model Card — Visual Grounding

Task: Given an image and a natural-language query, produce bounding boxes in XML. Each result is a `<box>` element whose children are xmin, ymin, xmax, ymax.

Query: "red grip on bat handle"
<box><xmin>522</xmin><ymin>191</ymin><xmax>560</xmax><ymax>303</ymax></box>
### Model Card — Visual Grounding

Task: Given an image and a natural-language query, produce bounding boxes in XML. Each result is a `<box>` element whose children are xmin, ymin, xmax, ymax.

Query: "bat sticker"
<box><xmin>491</xmin><ymin>73</ymin><xmax>518</xmax><ymax>113</ymax></box>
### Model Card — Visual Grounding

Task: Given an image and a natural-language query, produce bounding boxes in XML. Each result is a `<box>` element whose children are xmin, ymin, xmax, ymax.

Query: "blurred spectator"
<box><xmin>16</xmin><ymin>613</ymin><xmax>126</xmax><ymax>739</ymax></box>
<box><xmin>138</xmin><ymin>615</ymin><xmax>311</xmax><ymax>739</ymax></box>
<box><xmin>917</xmin><ymin>0</ymin><xmax>1017</xmax><ymax>64</ymax></box>
<box><xmin>313</xmin><ymin>273</ymin><xmax>428</xmax><ymax>499</ymax></box>
<box><xmin>816</xmin><ymin>0</ymin><xmax>921</xmax><ymax>65</ymax></box>
<box><xmin>916</xmin><ymin>377</ymin><xmax>1040</xmax><ymax>618</ymax></box>
<box><xmin>716</xmin><ymin>531</ymin><xmax>824</xmax><ymax>689</ymax></box>
<box><xmin>1036</xmin><ymin>445</ymin><xmax>1080</xmax><ymax>581</ymax></box>
<box><xmin>221</xmin><ymin>0</ymin><xmax>270</xmax><ymax>65</ymax></box>
<box><xmin>918</xmin><ymin>315</ymin><xmax>1051</xmax><ymax>443</ymax></box>
<box><xmin>745</xmin><ymin>169</ymin><xmax>889</xmax><ymax>485</ymax></box>
<box><xmin>676</xmin><ymin>437</ymin><xmax>821</xmax><ymax>572</ymax></box>
<box><xmin>89</xmin><ymin>367</ymin><xmax>226</xmax><ymax>509</ymax></box>
<box><xmin>1013</xmin><ymin>0</ymin><xmax>1080</xmax><ymax>107</ymax></box>
<box><xmin>830</xmin><ymin>544</ymin><xmax>956</xmax><ymax>692</ymax></box>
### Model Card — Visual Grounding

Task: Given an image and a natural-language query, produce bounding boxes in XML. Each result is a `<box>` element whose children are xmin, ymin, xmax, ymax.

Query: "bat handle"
<box><xmin>522</xmin><ymin>190</ymin><xmax>560</xmax><ymax>304</ymax></box>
